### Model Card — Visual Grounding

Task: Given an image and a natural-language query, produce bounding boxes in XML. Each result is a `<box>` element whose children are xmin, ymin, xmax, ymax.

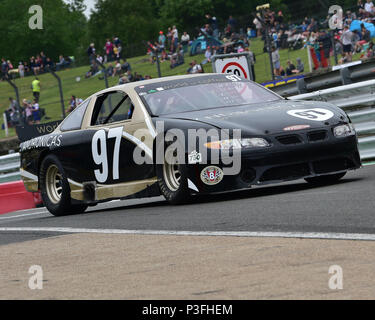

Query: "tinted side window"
<box><xmin>60</xmin><ymin>98</ymin><xmax>90</xmax><ymax>131</ymax></box>
<box><xmin>91</xmin><ymin>92</ymin><xmax>134</xmax><ymax>125</ymax></box>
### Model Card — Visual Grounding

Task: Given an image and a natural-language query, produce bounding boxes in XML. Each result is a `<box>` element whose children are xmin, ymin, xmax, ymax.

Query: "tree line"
<box><xmin>0</xmin><ymin>0</ymin><xmax>357</xmax><ymax>66</ymax></box>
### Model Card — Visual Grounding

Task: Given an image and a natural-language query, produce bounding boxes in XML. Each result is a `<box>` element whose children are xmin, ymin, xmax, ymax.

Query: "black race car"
<box><xmin>20</xmin><ymin>74</ymin><xmax>361</xmax><ymax>216</ymax></box>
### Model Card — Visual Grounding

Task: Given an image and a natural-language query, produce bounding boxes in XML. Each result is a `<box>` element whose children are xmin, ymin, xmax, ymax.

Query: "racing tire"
<box><xmin>40</xmin><ymin>155</ymin><xmax>88</xmax><ymax>216</ymax></box>
<box><xmin>156</xmin><ymin>145</ymin><xmax>191</xmax><ymax>205</ymax></box>
<box><xmin>304</xmin><ymin>172</ymin><xmax>346</xmax><ymax>185</ymax></box>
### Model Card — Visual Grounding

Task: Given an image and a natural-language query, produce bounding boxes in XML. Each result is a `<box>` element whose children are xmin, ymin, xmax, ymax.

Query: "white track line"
<box><xmin>1</xmin><ymin>227</ymin><xmax>375</xmax><ymax>241</ymax></box>
<box><xmin>0</xmin><ymin>212</ymin><xmax>45</xmax><ymax>220</ymax></box>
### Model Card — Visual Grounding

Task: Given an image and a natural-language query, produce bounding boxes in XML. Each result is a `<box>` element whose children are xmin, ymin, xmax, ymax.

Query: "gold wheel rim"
<box><xmin>163</xmin><ymin>149</ymin><xmax>181</xmax><ymax>192</ymax></box>
<box><xmin>45</xmin><ymin>165</ymin><xmax>63</xmax><ymax>204</ymax></box>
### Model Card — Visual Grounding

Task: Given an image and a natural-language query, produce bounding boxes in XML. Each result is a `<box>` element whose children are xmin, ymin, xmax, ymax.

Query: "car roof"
<box><xmin>94</xmin><ymin>73</ymin><xmax>223</xmax><ymax>96</ymax></box>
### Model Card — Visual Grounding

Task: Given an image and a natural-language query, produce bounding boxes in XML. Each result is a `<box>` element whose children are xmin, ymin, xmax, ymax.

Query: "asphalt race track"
<box><xmin>1</xmin><ymin>165</ymin><xmax>375</xmax><ymax>240</ymax></box>
<box><xmin>1</xmin><ymin>165</ymin><xmax>375</xmax><ymax>299</ymax></box>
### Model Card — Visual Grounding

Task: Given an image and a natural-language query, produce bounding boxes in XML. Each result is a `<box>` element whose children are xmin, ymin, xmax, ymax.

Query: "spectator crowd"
<box><xmin>254</xmin><ymin>0</ymin><xmax>375</xmax><ymax>76</ymax></box>
<box><xmin>1</xmin><ymin>52</ymin><xmax>73</xmax><ymax>81</ymax></box>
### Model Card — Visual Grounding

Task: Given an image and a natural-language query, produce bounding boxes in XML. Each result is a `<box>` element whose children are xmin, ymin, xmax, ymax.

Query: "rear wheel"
<box><xmin>40</xmin><ymin>155</ymin><xmax>88</xmax><ymax>216</ymax></box>
<box><xmin>156</xmin><ymin>145</ymin><xmax>190</xmax><ymax>204</ymax></box>
<box><xmin>305</xmin><ymin>172</ymin><xmax>346</xmax><ymax>185</ymax></box>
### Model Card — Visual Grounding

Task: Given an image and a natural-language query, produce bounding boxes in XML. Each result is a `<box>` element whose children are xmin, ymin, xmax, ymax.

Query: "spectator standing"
<box><xmin>228</xmin><ymin>15</ymin><xmax>237</xmax><ymax>32</ymax></box>
<box><xmin>167</xmin><ymin>27</ymin><xmax>173</xmax><ymax>51</ymax></box>
<box><xmin>172</xmin><ymin>26</ymin><xmax>179</xmax><ymax>52</ymax></box>
<box><xmin>23</xmin><ymin>99</ymin><xmax>33</xmax><ymax>125</ymax></box>
<box><xmin>8</xmin><ymin>97</ymin><xmax>20</xmax><ymax>126</ymax></box>
<box><xmin>318</xmin><ymin>30</ymin><xmax>332</xmax><ymax>67</ymax></box>
<box><xmin>18</xmin><ymin>62</ymin><xmax>25</xmax><ymax>78</ymax></box>
<box><xmin>33</xmin><ymin>56</ymin><xmax>41</xmax><ymax>74</ymax></box>
<box><xmin>31</xmin><ymin>99</ymin><xmax>41</xmax><ymax>124</ymax></box>
<box><xmin>29</xmin><ymin>57</ymin><xmax>36</xmax><ymax>75</ymax></box>
<box><xmin>1</xmin><ymin>58</ymin><xmax>9</xmax><ymax>79</ymax></box>
<box><xmin>358</xmin><ymin>0</ymin><xmax>365</xmax><ymax>12</ymax></box>
<box><xmin>105</xmin><ymin>39</ymin><xmax>114</xmax><ymax>61</ymax></box>
<box><xmin>206</xmin><ymin>14</ymin><xmax>219</xmax><ymax>39</ymax></box>
<box><xmin>113</xmin><ymin>45</ymin><xmax>119</xmax><ymax>60</ymax></box>
<box><xmin>87</xmin><ymin>43</ymin><xmax>96</xmax><ymax>64</ymax></box>
<box><xmin>253</xmin><ymin>14</ymin><xmax>263</xmax><ymax>37</ymax></box>
<box><xmin>40</xmin><ymin>52</ymin><xmax>47</xmax><ymax>68</ymax></box>
<box><xmin>158</xmin><ymin>31</ymin><xmax>166</xmax><ymax>49</ymax></box>
<box><xmin>181</xmin><ymin>31</ymin><xmax>190</xmax><ymax>53</ymax></box>
<box><xmin>271</xmin><ymin>46</ymin><xmax>281</xmax><ymax>76</ymax></box>
<box><xmin>113</xmin><ymin>37</ymin><xmax>121</xmax><ymax>47</ymax></box>
<box><xmin>365</xmin><ymin>0</ymin><xmax>374</xmax><ymax>16</ymax></box>
<box><xmin>31</xmin><ymin>77</ymin><xmax>41</xmax><ymax>102</ymax></box>
<box><xmin>341</xmin><ymin>25</ymin><xmax>353</xmax><ymax>62</ymax></box>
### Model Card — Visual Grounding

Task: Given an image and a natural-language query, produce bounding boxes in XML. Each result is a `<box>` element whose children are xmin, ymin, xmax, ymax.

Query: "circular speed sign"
<box><xmin>222</xmin><ymin>62</ymin><xmax>248</xmax><ymax>79</ymax></box>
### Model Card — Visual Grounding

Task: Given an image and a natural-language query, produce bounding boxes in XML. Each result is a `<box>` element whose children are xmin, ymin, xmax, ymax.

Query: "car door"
<box><xmin>84</xmin><ymin>90</ymin><xmax>156</xmax><ymax>200</ymax></box>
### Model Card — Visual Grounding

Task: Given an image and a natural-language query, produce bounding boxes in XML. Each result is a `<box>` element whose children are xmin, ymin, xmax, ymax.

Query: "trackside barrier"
<box><xmin>0</xmin><ymin>181</ymin><xmax>38</xmax><ymax>214</ymax></box>
<box><xmin>271</xmin><ymin>58</ymin><xmax>375</xmax><ymax>97</ymax></box>
<box><xmin>0</xmin><ymin>153</ymin><xmax>42</xmax><ymax>214</ymax></box>
<box><xmin>0</xmin><ymin>153</ymin><xmax>20</xmax><ymax>183</ymax></box>
<box><xmin>290</xmin><ymin>79</ymin><xmax>375</xmax><ymax>162</ymax></box>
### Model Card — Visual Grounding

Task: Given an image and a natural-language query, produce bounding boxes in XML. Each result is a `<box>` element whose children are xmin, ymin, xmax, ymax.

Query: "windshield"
<box><xmin>141</xmin><ymin>81</ymin><xmax>280</xmax><ymax>116</ymax></box>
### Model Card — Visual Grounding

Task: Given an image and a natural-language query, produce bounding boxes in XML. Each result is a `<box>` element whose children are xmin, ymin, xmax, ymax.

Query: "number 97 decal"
<box><xmin>91</xmin><ymin>127</ymin><xmax>123</xmax><ymax>183</ymax></box>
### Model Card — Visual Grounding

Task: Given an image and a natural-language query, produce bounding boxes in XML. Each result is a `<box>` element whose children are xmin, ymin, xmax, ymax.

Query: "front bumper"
<box><xmin>187</xmin><ymin>132</ymin><xmax>361</xmax><ymax>194</ymax></box>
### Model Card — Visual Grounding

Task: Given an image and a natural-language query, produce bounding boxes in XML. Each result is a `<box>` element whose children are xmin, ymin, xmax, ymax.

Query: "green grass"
<box><xmin>0</xmin><ymin>38</ymin><xmax>362</xmax><ymax>139</ymax></box>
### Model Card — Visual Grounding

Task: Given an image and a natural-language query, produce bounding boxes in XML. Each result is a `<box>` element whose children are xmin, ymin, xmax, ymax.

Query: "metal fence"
<box><xmin>0</xmin><ymin>153</ymin><xmax>20</xmax><ymax>184</ymax></box>
<box><xmin>290</xmin><ymin>79</ymin><xmax>375</xmax><ymax>162</ymax></box>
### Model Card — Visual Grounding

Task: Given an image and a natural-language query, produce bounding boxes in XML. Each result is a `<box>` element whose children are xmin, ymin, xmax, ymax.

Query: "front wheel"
<box><xmin>40</xmin><ymin>155</ymin><xmax>88</xmax><ymax>216</ymax></box>
<box><xmin>304</xmin><ymin>172</ymin><xmax>346</xmax><ymax>185</ymax></box>
<box><xmin>156</xmin><ymin>147</ymin><xmax>190</xmax><ymax>205</ymax></box>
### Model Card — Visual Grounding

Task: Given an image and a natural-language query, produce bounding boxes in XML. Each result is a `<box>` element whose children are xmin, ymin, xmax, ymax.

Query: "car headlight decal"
<box><xmin>204</xmin><ymin>138</ymin><xmax>270</xmax><ymax>150</ymax></box>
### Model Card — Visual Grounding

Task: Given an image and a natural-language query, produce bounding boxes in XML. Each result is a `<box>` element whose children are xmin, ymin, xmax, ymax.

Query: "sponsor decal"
<box><xmin>188</xmin><ymin>150</ymin><xmax>202</xmax><ymax>164</ymax></box>
<box><xmin>283</xmin><ymin>124</ymin><xmax>311</xmax><ymax>131</ymax></box>
<box><xmin>20</xmin><ymin>134</ymin><xmax>63</xmax><ymax>151</ymax></box>
<box><xmin>287</xmin><ymin>108</ymin><xmax>334</xmax><ymax>121</ymax></box>
<box><xmin>200</xmin><ymin>166</ymin><xmax>224</xmax><ymax>185</ymax></box>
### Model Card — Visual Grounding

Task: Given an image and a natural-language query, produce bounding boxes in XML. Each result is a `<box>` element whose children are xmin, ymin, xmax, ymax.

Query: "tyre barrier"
<box><xmin>0</xmin><ymin>181</ymin><xmax>42</xmax><ymax>215</ymax></box>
